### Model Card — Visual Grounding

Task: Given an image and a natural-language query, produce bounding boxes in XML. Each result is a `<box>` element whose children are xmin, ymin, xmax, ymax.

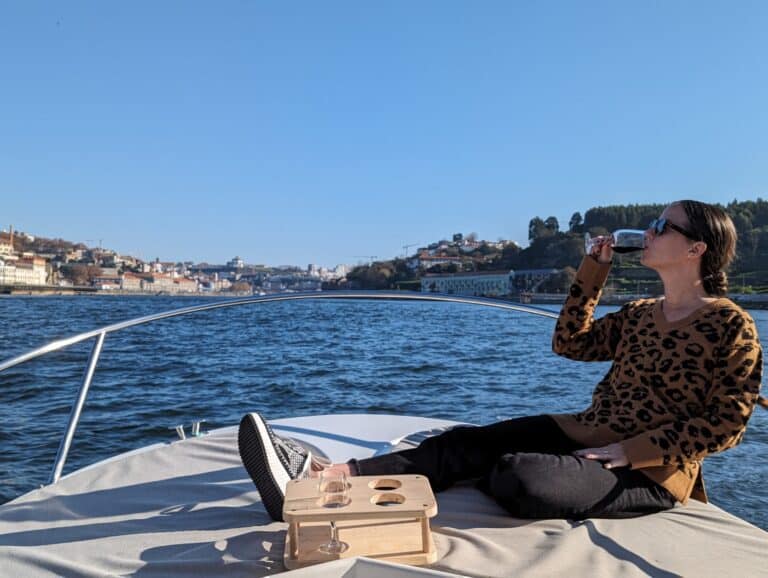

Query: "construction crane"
<box><xmin>402</xmin><ymin>243</ymin><xmax>420</xmax><ymax>258</ymax></box>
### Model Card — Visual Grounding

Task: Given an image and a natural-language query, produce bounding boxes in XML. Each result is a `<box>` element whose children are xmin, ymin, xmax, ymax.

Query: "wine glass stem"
<box><xmin>330</xmin><ymin>520</ymin><xmax>339</xmax><ymax>546</ymax></box>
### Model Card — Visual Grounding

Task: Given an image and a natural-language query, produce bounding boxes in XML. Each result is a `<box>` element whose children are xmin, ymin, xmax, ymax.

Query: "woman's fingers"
<box><xmin>599</xmin><ymin>242</ymin><xmax>613</xmax><ymax>263</ymax></box>
<box><xmin>589</xmin><ymin>235</ymin><xmax>608</xmax><ymax>257</ymax></box>
<box><xmin>573</xmin><ymin>444</ymin><xmax>629</xmax><ymax>469</ymax></box>
<box><xmin>573</xmin><ymin>447</ymin><xmax>611</xmax><ymax>458</ymax></box>
<box><xmin>589</xmin><ymin>235</ymin><xmax>614</xmax><ymax>263</ymax></box>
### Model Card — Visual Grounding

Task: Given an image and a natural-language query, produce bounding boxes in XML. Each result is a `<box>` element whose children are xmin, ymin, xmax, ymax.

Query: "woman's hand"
<box><xmin>589</xmin><ymin>235</ymin><xmax>614</xmax><ymax>264</ymax></box>
<box><xmin>573</xmin><ymin>443</ymin><xmax>629</xmax><ymax>469</ymax></box>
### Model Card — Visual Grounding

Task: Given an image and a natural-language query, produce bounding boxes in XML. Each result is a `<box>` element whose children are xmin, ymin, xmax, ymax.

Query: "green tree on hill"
<box><xmin>528</xmin><ymin>217</ymin><xmax>546</xmax><ymax>242</ymax></box>
<box><xmin>544</xmin><ymin>216</ymin><xmax>559</xmax><ymax>236</ymax></box>
<box><xmin>346</xmin><ymin>258</ymin><xmax>415</xmax><ymax>290</ymax></box>
<box><xmin>528</xmin><ymin>216</ymin><xmax>560</xmax><ymax>241</ymax></box>
<box><xmin>569</xmin><ymin>212</ymin><xmax>583</xmax><ymax>233</ymax></box>
<box><xmin>60</xmin><ymin>264</ymin><xmax>102</xmax><ymax>286</ymax></box>
<box><xmin>583</xmin><ymin>203</ymin><xmax>665</xmax><ymax>232</ymax></box>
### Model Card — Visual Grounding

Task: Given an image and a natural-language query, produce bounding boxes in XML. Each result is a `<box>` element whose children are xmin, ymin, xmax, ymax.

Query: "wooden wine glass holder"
<box><xmin>282</xmin><ymin>474</ymin><xmax>438</xmax><ymax>570</ymax></box>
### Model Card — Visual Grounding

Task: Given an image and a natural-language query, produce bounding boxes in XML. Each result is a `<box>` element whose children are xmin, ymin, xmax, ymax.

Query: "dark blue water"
<box><xmin>0</xmin><ymin>296</ymin><xmax>766</xmax><ymax>530</ymax></box>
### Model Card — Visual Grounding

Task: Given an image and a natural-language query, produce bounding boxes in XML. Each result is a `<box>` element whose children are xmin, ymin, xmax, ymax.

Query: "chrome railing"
<box><xmin>0</xmin><ymin>291</ymin><xmax>559</xmax><ymax>485</ymax></box>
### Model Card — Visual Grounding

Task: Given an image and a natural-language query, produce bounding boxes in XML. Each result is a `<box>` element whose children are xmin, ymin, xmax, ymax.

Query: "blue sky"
<box><xmin>2</xmin><ymin>1</ymin><xmax>767</xmax><ymax>267</ymax></box>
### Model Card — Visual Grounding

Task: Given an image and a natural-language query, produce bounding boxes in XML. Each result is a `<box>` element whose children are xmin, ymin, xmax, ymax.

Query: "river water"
<box><xmin>0</xmin><ymin>295</ymin><xmax>765</xmax><ymax>529</ymax></box>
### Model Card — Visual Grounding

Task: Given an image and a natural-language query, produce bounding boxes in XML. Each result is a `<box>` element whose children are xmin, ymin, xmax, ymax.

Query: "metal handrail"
<box><xmin>0</xmin><ymin>291</ymin><xmax>559</xmax><ymax>484</ymax></box>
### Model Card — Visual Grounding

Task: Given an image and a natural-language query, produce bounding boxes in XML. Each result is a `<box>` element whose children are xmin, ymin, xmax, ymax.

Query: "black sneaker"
<box><xmin>238</xmin><ymin>412</ymin><xmax>312</xmax><ymax>521</ymax></box>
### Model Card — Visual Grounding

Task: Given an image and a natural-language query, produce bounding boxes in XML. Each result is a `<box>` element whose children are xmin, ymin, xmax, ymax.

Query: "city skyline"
<box><xmin>1</xmin><ymin>221</ymin><xmax>505</xmax><ymax>269</ymax></box>
<box><xmin>3</xmin><ymin>2</ymin><xmax>767</xmax><ymax>268</ymax></box>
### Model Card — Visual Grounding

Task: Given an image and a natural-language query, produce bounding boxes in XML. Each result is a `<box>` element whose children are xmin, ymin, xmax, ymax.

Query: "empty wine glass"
<box><xmin>318</xmin><ymin>469</ymin><xmax>350</xmax><ymax>555</ymax></box>
<box><xmin>585</xmin><ymin>229</ymin><xmax>646</xmax><ymax>256</ymax></box>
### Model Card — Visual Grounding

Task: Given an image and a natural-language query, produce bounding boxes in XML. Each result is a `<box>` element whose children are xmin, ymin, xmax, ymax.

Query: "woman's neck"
<box><xmin>662</xmin><ymin>287</ymin><xmax>713</xmax><ymax>309</ymax></box>
<box><xmin>658</xmin><ymin>269</ymin><xmax>712</xmax><ymax>309</ymax></box>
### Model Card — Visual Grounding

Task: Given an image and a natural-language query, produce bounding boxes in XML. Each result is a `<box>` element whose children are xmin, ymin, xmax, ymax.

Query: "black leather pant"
<box><xmin>353</xmin><ymin>415</ymin><xmax>675</xmax><ymax>519</ymax></box>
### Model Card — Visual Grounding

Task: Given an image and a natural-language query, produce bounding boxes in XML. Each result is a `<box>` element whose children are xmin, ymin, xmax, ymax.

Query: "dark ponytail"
<box><xmin>677</xmin><ymin>200</ymin><xmax>737</xmax><ymax>297</ymax></box>
<box><xmin>702</xmin><ymin>271</ymin><xmax>728</xmax><ymax>297</ymax></box>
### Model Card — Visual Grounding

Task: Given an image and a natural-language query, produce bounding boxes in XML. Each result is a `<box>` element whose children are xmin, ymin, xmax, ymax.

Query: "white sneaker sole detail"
<box><xmin>238</xmin><ymin>412</ymin><xmax>312</xmax><ymax>521</ymax></box>
<box><xmin>250</xmin><ymin>413</ymin><xmax>292</xmax><ymax>494</ymax></box>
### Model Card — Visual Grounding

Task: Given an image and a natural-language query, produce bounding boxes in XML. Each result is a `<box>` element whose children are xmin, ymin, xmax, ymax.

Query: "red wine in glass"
<box><xmin>585</xmin><ymin>229</ymin><xmax>645</xmax><ymax>255</ymax></box>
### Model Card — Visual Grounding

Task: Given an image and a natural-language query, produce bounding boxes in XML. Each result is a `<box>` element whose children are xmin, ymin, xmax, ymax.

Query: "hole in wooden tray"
<box><xmin>317</xmin><ymin>494</ymin><xmax>351</xmax><ymax>509</ymax></box>
<box><xmin>371</xmin><ymin>493</ymin><xmax>406</xmax><ymax>507</ymax></box>
<box><xmin>319</xmin><ymin>480</ymin><xmax>352</xmax><ymax>493</ymax></box>
<box><xmin>368</xmin><ymin>478</ymin><xmax>403</xmax><ymax>491</ymax></box>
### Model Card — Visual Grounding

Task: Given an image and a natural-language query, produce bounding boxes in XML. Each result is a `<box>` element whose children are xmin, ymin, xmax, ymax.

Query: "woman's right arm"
<box><xmin>551</xmin><ymin>255</ymin><xmax>625</xmax><ymax>362</ymax></box>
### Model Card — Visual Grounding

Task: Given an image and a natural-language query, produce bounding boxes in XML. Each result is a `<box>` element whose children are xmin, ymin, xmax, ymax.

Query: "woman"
<box><xmin>239</xmin><ymin>200</ymin><xmax>763</xmax><ymax>522</ymax></box>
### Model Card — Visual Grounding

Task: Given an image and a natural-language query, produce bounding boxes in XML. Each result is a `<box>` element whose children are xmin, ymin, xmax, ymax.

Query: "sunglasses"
<box><xmin>648</xmin><ymin>218</ymin><xmax>698</xmax><ymax>241</ymax></box>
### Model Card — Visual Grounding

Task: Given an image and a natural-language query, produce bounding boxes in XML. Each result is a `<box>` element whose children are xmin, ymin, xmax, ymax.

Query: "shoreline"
<box><xmin>4</xmin><ymin>289</ymin><xmax>768</xmax><ymax>310</ymax></box>
<box><xmin>0</xmin><ymin>290</ymin><xmax>253</xmax><ymax>299</ymax></box>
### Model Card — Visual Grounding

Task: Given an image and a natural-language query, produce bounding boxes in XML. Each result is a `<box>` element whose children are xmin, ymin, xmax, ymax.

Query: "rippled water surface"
<box><xmin>1</xmin><ymin>295</ymin><xmax>766</xmax><ymax>529</ymax></box>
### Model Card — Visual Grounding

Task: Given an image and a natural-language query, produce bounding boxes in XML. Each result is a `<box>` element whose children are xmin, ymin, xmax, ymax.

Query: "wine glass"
<box><xmin>585</xmin><ymin>229</ymin><xmax>645</xmax><ymax>255</ymax></box>
<box><xmin>318</xmin><ymin>469</ymin><xmax>350</xmax><ymax>555</ymax></box>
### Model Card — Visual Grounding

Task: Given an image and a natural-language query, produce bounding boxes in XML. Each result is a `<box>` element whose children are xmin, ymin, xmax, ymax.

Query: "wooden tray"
<box><xmin>282</xmin><ymin>474</ymin><xmax>438</xmax><ymax>570</ymax></box>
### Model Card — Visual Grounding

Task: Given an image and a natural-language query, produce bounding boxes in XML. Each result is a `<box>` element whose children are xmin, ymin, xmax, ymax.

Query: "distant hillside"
<box><xmin>1</xmin><ymin>231</ymin><xmax>86</xmax><ymax>255</ymax></box>
<box><xmin>343</xmin><ymin>198</ymin><xmax>768</xmax><ymax>293</ymax></box>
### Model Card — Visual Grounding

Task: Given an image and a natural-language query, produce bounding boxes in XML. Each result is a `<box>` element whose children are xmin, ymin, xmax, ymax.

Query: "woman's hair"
<box><xmin>675</xmin><ymin>200</ymin><xmax>737</xmax><ymax>296</ymax></box>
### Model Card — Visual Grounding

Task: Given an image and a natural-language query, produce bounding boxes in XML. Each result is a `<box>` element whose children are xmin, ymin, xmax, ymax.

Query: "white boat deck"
<box><xmin>1</xmin><ymin>414</ymin><xmax>766</xmax><ymax>577</ymax></box>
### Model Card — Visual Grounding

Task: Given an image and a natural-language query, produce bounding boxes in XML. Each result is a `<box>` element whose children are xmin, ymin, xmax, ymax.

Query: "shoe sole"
<box><xmin>238</xmin><ymin>413</ymin><xmax>290</xmax><ymax>522</ymax></box>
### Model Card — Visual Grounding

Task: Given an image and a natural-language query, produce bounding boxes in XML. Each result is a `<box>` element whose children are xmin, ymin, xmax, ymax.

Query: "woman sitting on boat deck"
<box><xmin>239</xmin><ymin>199</ymin><xmax>764</xmax><ymax>521</ymax></box>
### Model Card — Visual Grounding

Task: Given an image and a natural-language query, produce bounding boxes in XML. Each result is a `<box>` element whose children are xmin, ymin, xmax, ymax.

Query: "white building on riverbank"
<box><xmin>0</xmin><ymin>256</ymin><xmax>48</xmax><ymax>286</ymax></box>
<box><xmin>420</xmin><ymin>270</ymin><xmax>514</xmax><ymax>297</ymax></box>
<box><xmin>0</xmin><ymin>228</ymin><xmax>48</xmax><ymax>286</ymax></box>
<box><xmin>119</xmin><ymin>272</ymin><xmax>198</xmax><ymax>293</ymax></box>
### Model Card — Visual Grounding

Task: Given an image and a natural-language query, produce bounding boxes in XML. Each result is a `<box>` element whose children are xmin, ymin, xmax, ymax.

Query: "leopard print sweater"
<box><xmin>550</xmin><ymin>256</ymin><xmax>763</xmax><ymax>504</ymax></box>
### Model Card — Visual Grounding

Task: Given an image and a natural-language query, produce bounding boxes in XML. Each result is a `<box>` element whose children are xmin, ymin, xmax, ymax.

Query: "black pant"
<box><xmin>354</xmin><ymin>415</ymin><xmax>675</xmax><ymax>519</ymax></box>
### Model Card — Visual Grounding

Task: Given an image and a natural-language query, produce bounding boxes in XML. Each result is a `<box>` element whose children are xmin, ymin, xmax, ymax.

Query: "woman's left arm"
<box><xmin>551</xmin><ymin>256</ymin><xmax>625</xmax><ymax>362</ymax></box>
<box><xmin>620</xmin><ymin>312</ymin><xmax>763</xmax><ymax>469</ymax></box>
